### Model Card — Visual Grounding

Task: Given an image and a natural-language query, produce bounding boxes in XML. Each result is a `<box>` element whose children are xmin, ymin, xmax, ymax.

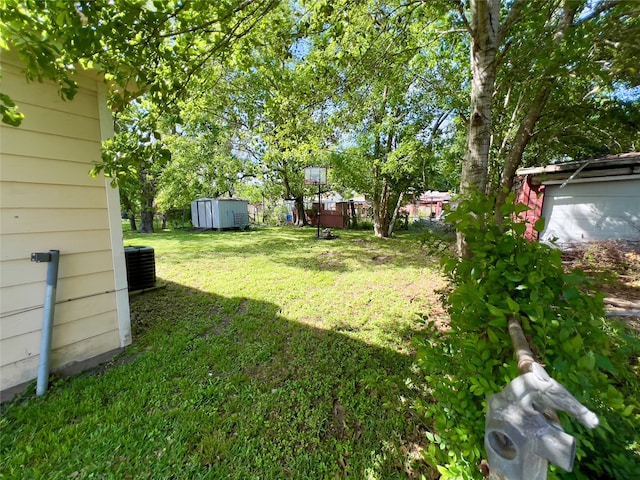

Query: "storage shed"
<box><xmin>516</xmin><ymin>153</ymin><xmax>640</xmax><ymax>246</ymax></box>
<box><xmin>191</xmin><ymin>198</ymin><xmax>250</xmax><ymax>230</ymax></box>
<box><xmin>0</xmin><ymin>52</ymin><xmax>131</xmax><ymax>400</ymax></box>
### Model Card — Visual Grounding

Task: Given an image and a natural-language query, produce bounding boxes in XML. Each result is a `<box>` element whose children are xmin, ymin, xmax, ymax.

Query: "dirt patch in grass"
<box><xmin>562</xmin><ymin>240</ymin><xmax>640</xmax><ymax>299</ymax></box>
<box><xmin>562</xmin><ymin>240</ymin><xmax>640</xmax><ymax>334</ymax></box>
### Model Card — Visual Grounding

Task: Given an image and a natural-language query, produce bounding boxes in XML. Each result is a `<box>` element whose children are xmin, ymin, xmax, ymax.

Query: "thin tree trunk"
<box><xmin>349</xmin><ymin>200</ymin><xmax>357</xmax><ymax>228</ymax></box>
<box><xmin>493</xmin><ymin>2</ymin><xmax>578</xmax><ymax>225</ymax></box>
<box><xmin>371</xmin><ymin>86</ymin><xmax>390</xmax><ymax>238</ymax></box>
<box><xmin>387</xmin><ymin>191</ymin><xmax>405</xmax><ymax>237</ymax></box>
<box><xmin>138</xmin><ymin>171</ymin><xmax>155</xmax><ymax>233</ymax></box>
<box><xmin>494</xmin><ymin>85</ymin><xmax>552</xmax><ymax>225</ymax></box>
<box><xmin>458</xmin><ymin>0</ymin><xmax>500</xmax><ymax>257</ymax></box>
<box><xmin>374</xmin><ymin>177</ymin><xmax>391</xmax><ymax>238</ymax></box>
<box><xmin>120</xmin><ymin>192</ymin><xmax>138</xmax><ymax>232</ymax></box>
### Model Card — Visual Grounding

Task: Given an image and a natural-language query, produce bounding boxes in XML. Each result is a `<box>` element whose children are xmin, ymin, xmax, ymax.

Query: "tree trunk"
<box><xmin>493</xmin><ymin>3</ymin><xmax>578</xmax><ymax>224</ymax></box>
<box><xmin>458</xmin><ymin>0</ymin><xmax>501</xmax><ymax>257</ymax></box>
<box><xmin>138</xmin><ymin>171</ymin><xmax>155</xmax><ymax>233</ymax></box>
<box><xmin>349</xmin><ymin>200</ymin><xmax>358</xmax><ymax>228</ymax></box>
<box><xmin>373</xmin><ymin>177</ymin><xmax>391</xmax><ymax>238</ymax></box>
<box><xmin>460</xmin><ymin>0</ymin><xmax>500</xmax><ymax>196</ymax></box>
<box><xmin>294</xmin><ymin>195</ymin><xmax>308</xmax><ymax>226</ymax></box>
<box><xmin>120</xmin><ymin>191</ymin><xmax>138</xmax><ymax>232</ymax></box>
<box><xmin>387</xmin><ymin>191</ymin><xmax>405</xmax><ymax>237</ymax></box>
<box><xmin>139</xmin><ymin>207</ymin><xmax>154</xmax><ymax>233</ymax></box>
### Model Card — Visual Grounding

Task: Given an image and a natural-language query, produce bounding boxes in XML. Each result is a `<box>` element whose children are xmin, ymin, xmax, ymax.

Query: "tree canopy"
<box><xmin>2</xmin><ymin>0</ymin><xmax>638</xmax><ymax>237</ymax></box>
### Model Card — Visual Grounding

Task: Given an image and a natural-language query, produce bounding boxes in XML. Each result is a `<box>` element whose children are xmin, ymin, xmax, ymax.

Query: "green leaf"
<box><xmin>487</xmin><ymin>328</ymin><xmax>499</xmax><ymax>343</ymax></box>
<box><xmin>621</xmin><ymin>404</ymin><xmax>634</xmax><ymax>417</ymax></box>
<box><xmin>577</xmin><ymin>353</ymin><xmax>595</xmax><ymax>370</ymax></box>
<box><xmin>505</xmin><ymin>297</ymin><xmax>520</xmax><ymax>313</ymax></box>
<box><xmin>512</xmin><ymin>222</ymin><xmax>526</xmax><ymax>236</ymax></box>
<box><xmin>595</xmin><ymin>354</ymin><xmax>617</xmax><ymax>375</ymax></box>
<box><xmin>486</xmin><ymin>303</ymin><xmax>505</xmax><ymax>318</ymax></box>
<box><xmin>504</xmin><ymin>272</ymin><xmax>524</xmax><ymax>282</ymax></box>
<box><xmin>488</xmin><ymin>317</ymin><xmax>507</xmax><ymax>328</ymax></box>
<box><xmin>514</xmin><ymin>203</ymin><xmax>530</xmax><ymax>215</ymax></box>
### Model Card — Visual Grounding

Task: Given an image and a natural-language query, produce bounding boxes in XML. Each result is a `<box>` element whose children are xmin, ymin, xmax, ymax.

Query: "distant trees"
<box><xmin>298</xmin><ymin>1</ymin><xmax>462</xmax><ymax>237</ymax></box>
<box><xmin>3</xmin><ymin>0</ymin><xmax>638</xmax><ymax>238</ymax></box>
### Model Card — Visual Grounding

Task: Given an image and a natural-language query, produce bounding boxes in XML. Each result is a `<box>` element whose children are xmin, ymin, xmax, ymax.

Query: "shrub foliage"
<box><xmin>415</xmin><ymin>193</ymin><xmax>640</xmax><ymax>479</ymax></box>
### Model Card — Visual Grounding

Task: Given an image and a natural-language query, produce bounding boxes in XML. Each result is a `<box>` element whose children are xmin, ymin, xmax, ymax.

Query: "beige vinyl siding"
<box><xmin>0</xmin><ymin>128</ymin><xmax>102</xmax><ymax>163</ymax></box>
<box><xmin>1</xmin><ymin>311</ymin><xmax>120</xmax><ymax>366</ymax></box>
<box><xmin>1</xmin><ymin>155</ymin><xmax>105</xmax><ymax>186</ymax></box>
<box><xmin>1</xmin><ymin>250</ymin><xmax>116</xmax><ymax>288</ymax></box>
<box><xmin>1</xmin><ymin>270</ymin><xmax>117</xmax><ymax>316</ymax></box>
<box><xmin>1</xmin><ymin>293</ymin><xmax>118</xmax><ymax>340</ymax></box>
<box><xmin>1</xmin><ymin>64</ymin><xmax>101</xmax><ymax>117</ymax></box>
<box><xmin>0</xmin><ymin>54</ymin><xmax>130</xmax><ymax>393</ymax></box>
<box><xmin>0</xmin><ymin>208</ymin><xmax>111</xmax><ymax>235</ymax></box>
<box><xmin>0</xmin><ymin>229</ymin><xmax>112</xmax><ymax>262</ymax></box>
<box><xmin>2</xmin><ymin>330</ymin><xmax>122</xmax><ymax>389</ymax></box>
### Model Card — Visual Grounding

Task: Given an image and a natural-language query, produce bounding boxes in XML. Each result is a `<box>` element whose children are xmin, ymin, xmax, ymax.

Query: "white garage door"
<box><xmin>539</xmin><ymin>178</ymin><xmax>640</xmax><ymax>245</ymax></box>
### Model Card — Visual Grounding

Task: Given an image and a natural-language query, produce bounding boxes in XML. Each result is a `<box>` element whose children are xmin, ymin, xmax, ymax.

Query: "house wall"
<box><xmin>0</xmin><ymin>54</ymin><xmax>131</xmax><ymax>396</ymax></box>
<box><xmin>539</xmin><ymin>177</ymin><xmax>640</xmax><ymax>245</ymax></box>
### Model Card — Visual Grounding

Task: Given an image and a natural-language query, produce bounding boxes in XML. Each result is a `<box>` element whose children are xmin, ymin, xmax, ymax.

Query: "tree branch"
<box><xmin>451</xmin><ymin>0</ymin><xmax>473</xmax><ymax>35</ymax></box>
<box><xmin>498</xmin><ymin>0</ymin><xmax>528</xmax><ymax>44</ymax></box>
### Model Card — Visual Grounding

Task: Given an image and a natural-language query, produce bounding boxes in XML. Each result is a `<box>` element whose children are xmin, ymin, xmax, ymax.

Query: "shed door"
<box><xmin>539</xmin><ymin>178</ymin><xmax>640</xmax><ymax>245</ymax></box>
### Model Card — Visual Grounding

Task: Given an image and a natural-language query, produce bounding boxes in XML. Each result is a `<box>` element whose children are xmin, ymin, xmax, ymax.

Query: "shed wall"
<box><xmin>191</xmin><ymin>198</ymin><xmax>249</xmax><ymax>229</ymax></box>
<box><xmin>539</xmin><ymin>178</ymin><xmax>640</xmax><ymax>245</ymax></box>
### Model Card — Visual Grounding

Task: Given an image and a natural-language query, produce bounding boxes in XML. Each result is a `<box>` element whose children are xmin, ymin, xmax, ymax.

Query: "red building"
<box><xmin>404</xmin><ymin>191</ymin><xmax>452</xmax><ymax>219</ymax></box>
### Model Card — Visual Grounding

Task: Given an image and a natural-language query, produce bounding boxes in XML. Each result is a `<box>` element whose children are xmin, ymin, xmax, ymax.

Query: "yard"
<box><xmin>1</xmin><ymin>227</ymin><xmax>447</xmax><ymax>479</ymax></box>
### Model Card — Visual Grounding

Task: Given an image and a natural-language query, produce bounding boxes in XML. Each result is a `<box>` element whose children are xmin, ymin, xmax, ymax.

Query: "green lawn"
<box><xmin>1</xmin><ymin>227</ymin><xmax>447</xmax><ymax>479</ymax></box>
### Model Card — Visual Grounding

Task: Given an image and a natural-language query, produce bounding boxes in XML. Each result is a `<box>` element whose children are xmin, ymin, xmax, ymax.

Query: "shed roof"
<box><xmin>516</xmin><ymin>152</ymin><xmax>640</xmax><ymax>185</ymax></box>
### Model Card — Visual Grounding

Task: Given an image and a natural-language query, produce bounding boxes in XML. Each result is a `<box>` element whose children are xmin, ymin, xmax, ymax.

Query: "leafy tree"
<box><xmin>1</xmin><ymin>0</ymin><xmax>280</xmax><ymax>123</ymax></box>
<box><xmin>96</xmin><ymin>98</ymin><xmax>171</xmax><ymax>233</ymax></box>
<box><xmin>156</xmin><ymin>83</ymin><xmax>250</xmax><ymax>214</ymax></box>
<box><xmin>205</xmin><ymin>4</ymin><xmax>334</xmax><ymax>227</ymax></box>
<box><xmin>424</xmin><ymin>2</ymin><xmax>640</xmax><ymax>477</ymax></box>
<box><xmin>304</xmin><ymin>0</ymin><xmax>461</xmax><ymax>237</ymax></box>
<box><xmin>416</xmin><ymin>193</ymin><xmax>640</xmax><ymax>479</ymax></box>
<box><xmin>3</xmin><ymin>0</ymin><xmax>283</xmax><ymax>232</ymax></box>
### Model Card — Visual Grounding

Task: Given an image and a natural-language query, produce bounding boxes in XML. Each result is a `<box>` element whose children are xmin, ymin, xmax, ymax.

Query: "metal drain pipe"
<box><xmin>31</xmin><ymin>250</ymin><xmax>60</xmax><ymax>396</ymax></box>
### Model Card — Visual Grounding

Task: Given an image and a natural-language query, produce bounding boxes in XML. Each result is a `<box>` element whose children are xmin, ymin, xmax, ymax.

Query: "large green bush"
<box><xmin>415</xmin><ymin>193</ymin><xmax>639</xmax><ymax>479</ymax></box>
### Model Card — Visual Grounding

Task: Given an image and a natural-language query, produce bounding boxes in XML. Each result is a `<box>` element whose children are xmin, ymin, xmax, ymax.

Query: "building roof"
<box><xmin>417</xmin><ymin>191</ymin><xmax>452</xmax><ymax>203</ymax></box>
<box><xmin>516</xmin><ymin>152</ymin><xmax>640</xmax><ymax>185</ymax></box>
